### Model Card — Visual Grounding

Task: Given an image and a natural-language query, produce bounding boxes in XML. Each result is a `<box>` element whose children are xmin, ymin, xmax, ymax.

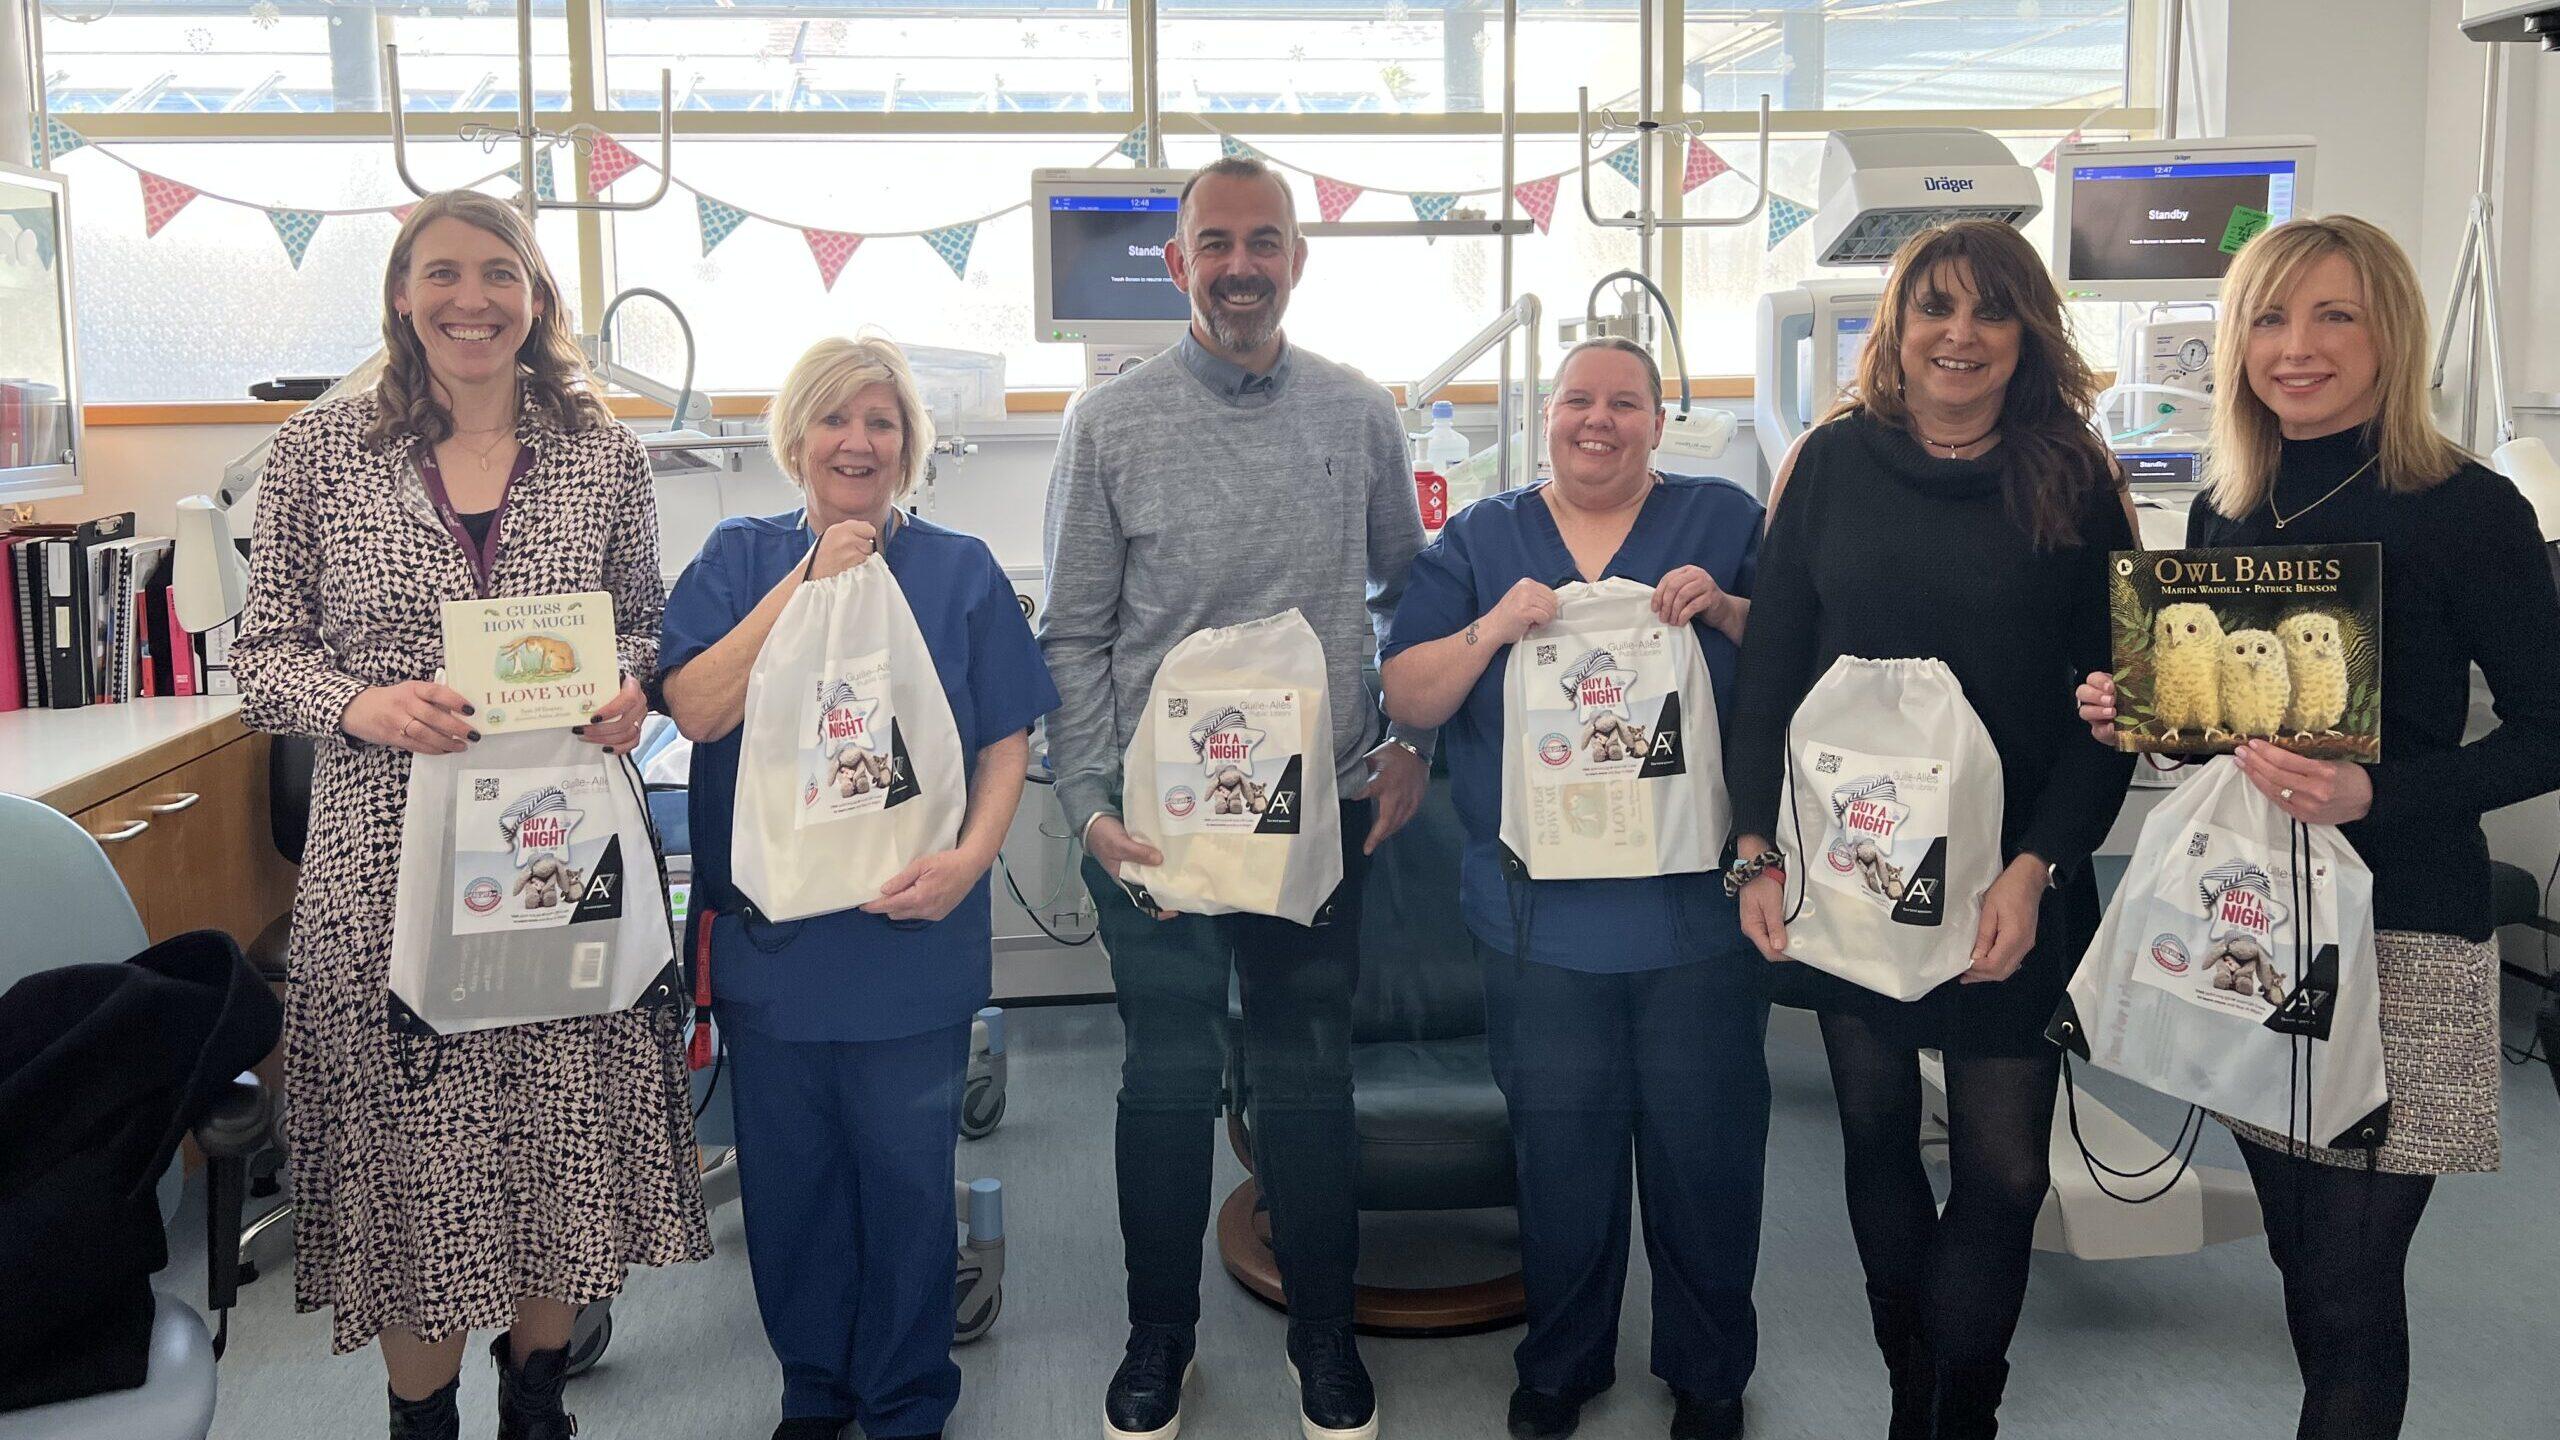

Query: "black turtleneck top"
<box><xmin>1727</xmin><ymin>409</ymin><xmax>2136</xmax><ymax>1052</ymax></box>
<box><xmin>2188</xmin><ymin>425</ymin><xmax>2560</xmax><ymax>939</ymax></box>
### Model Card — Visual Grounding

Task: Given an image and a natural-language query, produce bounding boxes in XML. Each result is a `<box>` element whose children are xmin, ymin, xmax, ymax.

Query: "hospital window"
<box><xmin>42</xmin><ymin>0</ymin><xmax>2153</xmax><ymax>404</ymax></box>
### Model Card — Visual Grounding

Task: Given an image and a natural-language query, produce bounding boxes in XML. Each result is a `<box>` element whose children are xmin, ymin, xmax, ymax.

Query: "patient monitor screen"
<box><xmin>2064</xmin><ymin>158</ymin><xmax>2301</xmax><ymax>285</ymax></box>
<box><xmin>1045</xmin><ymin>194</ymin><xmax>1190</xmax><ymax>325</ymax></box>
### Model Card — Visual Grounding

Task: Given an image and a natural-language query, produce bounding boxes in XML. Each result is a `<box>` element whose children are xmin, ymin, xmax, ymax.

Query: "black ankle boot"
<box><xmin>492</xmin><ymin>1333</ymin><xmax>577</xmax><ymax>1440</ymax></box>
<box><xmin>1864</xmin><ymin>1287</ymin><xmax>1932</xmax><ymax>1440</ymax></box>
<box><xmin>1931</xmin><ymin>1359</ymin><xmax>2009</xmax><ymax>1440</ymax></box>
<box><xmin>388</xmin><ymin>1377</ymin><xmax>462</xmax><ymax>1440</ymax></box>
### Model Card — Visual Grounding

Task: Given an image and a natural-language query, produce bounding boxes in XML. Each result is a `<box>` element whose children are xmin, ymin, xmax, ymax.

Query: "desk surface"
<box><xmin>0</xmin><ymin>696</ymin><xmax>250</xmax><ymax>811</ymax></box>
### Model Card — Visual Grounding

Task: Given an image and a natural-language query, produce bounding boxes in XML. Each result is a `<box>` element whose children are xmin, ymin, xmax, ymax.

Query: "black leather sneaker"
<box><xmin>1284</xmin><ymin>1324</ymin><xmax>1379</xmax><ymax>1440</ymax></box>
<box><xmin>1105</xmin><ymin>1324</ymin><xmax>1198</xmax><ymax>1440</ymax></box>
<box><xmin>1668</xmin><ymin>1390</ymin><xmax>1744</xmax><ymax>1440</ymax></box>
<box><xmin>770</xmin><ymin>1421</ymin><xmax>850</xmax><ymax>1440</ymax></box>
<box><xmin>1506</xmin><ymin>1385</ymin><xmax>1584</xmax><ymax>1439</ymax></box>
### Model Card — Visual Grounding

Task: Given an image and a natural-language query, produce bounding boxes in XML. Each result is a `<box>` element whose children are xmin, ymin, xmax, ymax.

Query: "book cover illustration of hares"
<box><xmin>439</xmin><ymin>590</ymin><xmax>619</xmax><ymax>734</ymax></box>
<box><xmin>2108</xmin><ymin>543</ymin><xmax>2381</xmax><ymax>762</ymax></box>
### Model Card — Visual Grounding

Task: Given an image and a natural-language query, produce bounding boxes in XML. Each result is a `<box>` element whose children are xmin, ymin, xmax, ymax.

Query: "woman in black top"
<box><xmin>1725</xmin><ymin>221</ymin><xmax>2135</xmax><ymax>1440</ymax></box>
<box><xmin>2079</xmin><ymin>216</ymin><xmax>2560</xmax><ymax>1440</ymax></box>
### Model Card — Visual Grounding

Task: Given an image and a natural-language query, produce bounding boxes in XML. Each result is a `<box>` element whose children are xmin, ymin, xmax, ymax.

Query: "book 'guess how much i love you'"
<box><xmin>440</xmin><ymin>591</ymin><xmax>619</xmax><ymax>735</ymax></box>
<box><xmin>2108</xmin><ymin>543</ymin><xmax>2381</xmax><ymax>763</ymax></box>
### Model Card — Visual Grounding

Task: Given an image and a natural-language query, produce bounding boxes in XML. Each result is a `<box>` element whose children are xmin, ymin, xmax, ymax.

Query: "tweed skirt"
<box><xmin>2219</xmin><ymin>929</ymin><xmax>2502</xmax><ymax>1176</ymax></box>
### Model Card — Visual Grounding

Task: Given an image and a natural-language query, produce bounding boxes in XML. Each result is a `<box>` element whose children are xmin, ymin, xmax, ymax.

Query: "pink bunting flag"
<box><xmin>2037</xmin><ymin>129</ymin><xmax>2083</xmax><ymax>174</ymax></box>
<box><xmin>391</xmin><ymin>203</ymin><xmax>418</xmax><ymax>224</ymax></box>
<box><xmin>804</xmin><ymin>228</ymin><xmax>863</xmax><ymax>291</ymax></box>
<box><xmin>1314</xmin><ymin>176</ymin><xmax>1362</xmax><ymax>224</ymax></box>
<box><xmin>138</xmin><ymin>173</ymin><xmax>201</xmax><ymax>238</ymax></box>
<box><xmin>1513</xmin><ymin>175</ymin><xmax>1560</xmax><ymax>234</ymax></box>
<box><xmin>587</xmin><ymin>134</ymin><xmax>642</xmax><ymax>193</ymax></box>
<box><xmin>1683</xmin><ymin>139</ymin><xmax>1731</xmax><ymax>193</ymax></box>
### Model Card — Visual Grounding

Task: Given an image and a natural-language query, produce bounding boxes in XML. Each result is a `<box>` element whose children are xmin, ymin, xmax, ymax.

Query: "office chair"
<box><xmin>1220</xmin><ymin>762</ymin><xmax>1526</xmax><ymax>1335</ymax></box>
<box><xmin>0</xmin><ymin>795</ymin><xmax>277</xmax><ymax>1438</ymax></box>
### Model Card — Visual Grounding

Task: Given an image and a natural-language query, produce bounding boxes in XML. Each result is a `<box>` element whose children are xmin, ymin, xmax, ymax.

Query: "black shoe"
<box><xmin>1668</xmin><ymin>1390</ymin><xmax>1744</xmax><ymax>1440</ymax></box>
<box><xmin>388</xmin><ymin>1378</ymin><xmax>461</xmax><ymax>1440</ymax></box>
<box><xmin>1105</xmin><ymin>1324</ymin><xmax>1197</xmax><ymax>1440</ymax></box>
<box><xmin>1284</xmin><ymin>1324</ymin><xmax>1378</xmax><ymax>1440</ymax></box>
<box><xmin>771</xmin><ymin>1420</ymin><xmax>851</xmax><ymax>1440</ymax></box>
<box><xmin>1932</xmin><ymin>1361</ymin><xmax>2010</xmax><ymax>1440</ymax></box>
<box><xmin>1507</xmin><ymin>1385</ymin><xmax>1584</xmax><ymax>1439</ymax></box>
<box><xmin>491</xmin><ymin>1334</ymin><xmax>577</xmax><ymax>1440</ymax></box>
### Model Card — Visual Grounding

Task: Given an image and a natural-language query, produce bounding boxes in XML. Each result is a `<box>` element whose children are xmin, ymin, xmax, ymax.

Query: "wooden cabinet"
<box><xmin>65</xmin><ymin>726</ymin><xmax>296</xmax><ymax>949</ymax></box>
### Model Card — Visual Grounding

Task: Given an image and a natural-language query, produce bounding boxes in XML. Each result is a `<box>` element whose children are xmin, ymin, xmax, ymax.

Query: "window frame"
<box><xmin>46</xmin><ymin>0</ymin><xmax>2164</xmax><ymax>409</ymax></box>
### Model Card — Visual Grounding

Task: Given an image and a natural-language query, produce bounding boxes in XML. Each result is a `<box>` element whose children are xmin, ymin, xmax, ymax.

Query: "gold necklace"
<box><xmin>2270</xmin><ymin>453</ymin><xmax>2379</xmax><ymax>530</ymax></box>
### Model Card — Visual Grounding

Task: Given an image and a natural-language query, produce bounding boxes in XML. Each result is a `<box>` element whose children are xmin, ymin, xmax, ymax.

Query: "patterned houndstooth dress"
<box><xmin>234</xmin><ymin>393</ymin><xmax>711</xmax><ymax>1353</ymax></box>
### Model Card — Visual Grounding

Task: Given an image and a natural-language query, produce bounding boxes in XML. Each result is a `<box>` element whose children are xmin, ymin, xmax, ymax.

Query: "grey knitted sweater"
<box><xmin>1038</xmin><ymin>336</ymin><xmax>1432</xmax><ymax>839</ymax></box>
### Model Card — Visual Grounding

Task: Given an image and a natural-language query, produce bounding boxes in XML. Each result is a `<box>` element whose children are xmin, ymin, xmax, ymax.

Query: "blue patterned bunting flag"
<box><xmin>1410</xmin><ymin>192</ymin><xmax>1457</xmax><ymax>223</ymax></box>
<box><xmin>1119</xmin><ymin>124</ymin><xmax>1149</xmax><ymax>162</ymax></box>
<box><xmin>30</xmin><ymin>116</ymin><xmax>86</xmax><ymax>163</ymax></box>
<box><xmin>267</xmin><ymin>208</ymin><xmax>323</xmax><ymax>269</ymax></box>
<box><xmin>1220</xmin><ymin>134</ymin><xmax>1258</xmax><ymax>161</ymax></box>
<box><xmin>1766</xmin><ymin>193</ymin><xmax>1814</xmax><ymax>249</ymax></box>
<box><xmin>1603</xmin><ymin>143</ymin><xmax>1641</xmax><ymax>186</ymax></box>
<box><xmin>923</xmin><ymin>222</ymin><xmax>978</xmax><ymax>279</ymax></box>
<box><xmin>697</xmin><ymin>195</ymin><xmax>749</xmax><ymax>256</ymax></box>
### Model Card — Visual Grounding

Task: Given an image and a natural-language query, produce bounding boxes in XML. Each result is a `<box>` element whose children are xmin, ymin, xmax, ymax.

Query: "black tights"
<box><xmin>2236</xmin><ymin>1135</ymin><xmax>2437</xmax><ymax>1440</ymax></box>
<box><xmin>1819</xmin><ymin>1009</ymin><xmax>2059</xmax><ymax>1371</ymax></box>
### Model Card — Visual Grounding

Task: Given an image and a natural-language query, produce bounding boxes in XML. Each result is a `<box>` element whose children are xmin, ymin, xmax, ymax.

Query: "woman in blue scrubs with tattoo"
<box><xmin>659</xmin><ymin>336</ymin><xmax>1059</xmax><ymax>1440</ymax></box>
<box><xmin>1380</xmin><ymin>338</ymin><xmax>1770</xmax><ymax>1440</ymax></box>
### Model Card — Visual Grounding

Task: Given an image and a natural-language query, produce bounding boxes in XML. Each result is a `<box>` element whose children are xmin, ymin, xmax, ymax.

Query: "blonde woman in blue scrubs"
<box><xmin>660</xmin><ymin>336</ymin><xmax>1058</xmax><ymax>1440</ymax></box>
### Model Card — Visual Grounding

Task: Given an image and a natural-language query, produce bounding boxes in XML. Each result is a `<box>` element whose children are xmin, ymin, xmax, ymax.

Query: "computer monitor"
<box><xmin>1030</xmin><ymin>167</ymin><xmax>1196</xmax><ymax>346</ymax></box>
<box><xmin>2050</xmin><ymin>136</ymin><xmax>2315</xmax><ymax>303</ymax></box>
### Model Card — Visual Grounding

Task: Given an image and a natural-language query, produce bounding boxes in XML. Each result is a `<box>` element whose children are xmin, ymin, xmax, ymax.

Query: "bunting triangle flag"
<box><xmin>1410</xmin><ymin>192</ymin><xmax>1457</xmax><ymax>223</ymax></box>
<box><xmin>1766</xmin><ymin>193</ymin><xmax>1815</xmax><ymax>249</ymax></box>
<box><xmin>1683</xmin><ymin>138</ymin><xmax>1731</xmax><ymax>193</ymax></box>
<box><xmin>30</xmin><ymin>116</ymin><xmax>86</xmax><ymax>163</ymax></box>
<box><xmin>697</xmin><ymin>195</ymin><xmax>748</xmax><ymax>256</ymax></box>
<box><xmin>1314</xmin><ymin>176</ymin><xmax>1362</xmax><ymax>223</ymax></box>
<box><xmin>2037</xmin><ymin>129</ymin><xmax>2083</xmax><ymax>174</ymax></box>
<box><xmin>804</xmin><ymin>228</ymin><xmax>863</xmax><ymax>291</ymax></box>
<box><xmin>392</xmin><ymin>203</ymin><xmax>419</xmax><ymax>224</ymax></box>
<box><xmin>1119</xmin><ymin>124</ymin><xmax>1149</xmax><ymax>162</ymax></box>
<box><xmin>267</xmin><ymin>208</ymin><xmax>323</xmax><ymax>269</ymax></box>
<box><xmin>138</xmin><ymin>173</ymin><xmax>201</xmax><ymax>238</ymax></box>
<box><xmin>1219</xmin><ymin>133</ymin><xmax>1259</xmax><ymax>161</ymax></box>
<box><xmin>504</xmin><ymin>151</ymin><xmax>555</xmax><ymax>202</ymax></box>
<box><xmin>1604</xmin><ymin>143</ymin><xmax>1642</xmax><ymax>186</ymax></box>
<box><xmin>587</xmin><ymin>134</ymin><xmax>642</xmax><ymax>193</ymax></box>
<box><xmin>923</xmin><ymin>222</ymin><xmax>978</xmax><ymax>279</ymax></box>
<box><xmin>1514</xmin><ymin>175</ymin><xmax>1560</xmax><ymax>234</ymax></box>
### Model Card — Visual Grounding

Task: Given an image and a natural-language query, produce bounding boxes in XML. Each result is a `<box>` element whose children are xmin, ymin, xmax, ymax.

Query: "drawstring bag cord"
<box><xmin>2061</xmin><ymin>1052</ymin><xmax>2205</xmax><ymax>1203</ymax></box>
<box><xmin>1780</xmin><ymin>716</ymin><xmax>1811</xmax><ymax>926</ymax></box>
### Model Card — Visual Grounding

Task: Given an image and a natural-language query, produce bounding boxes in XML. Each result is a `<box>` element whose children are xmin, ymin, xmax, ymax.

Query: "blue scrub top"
<box><xmin>1381</xmin><ymin>477</ymin><xmax>1762</xmax><ymax>972</ymax></box>
<box><xmin>660</xmin><ymin>509</ymin><xmax>1061</xmax><ymax>1042</ymax></box>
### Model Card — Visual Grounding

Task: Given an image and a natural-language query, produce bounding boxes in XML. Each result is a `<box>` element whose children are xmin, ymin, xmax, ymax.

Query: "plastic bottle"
<box><xmin>1412</xmin><ymin>400</ymin><xmax>1470</xmax><ymax>533</ymax></box>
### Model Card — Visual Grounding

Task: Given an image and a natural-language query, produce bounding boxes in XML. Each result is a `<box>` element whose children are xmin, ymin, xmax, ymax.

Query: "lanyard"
<box><xmin>418</xmin><ymin>441</ymin><xmax>535</xmax><ymax>598</ymax></box>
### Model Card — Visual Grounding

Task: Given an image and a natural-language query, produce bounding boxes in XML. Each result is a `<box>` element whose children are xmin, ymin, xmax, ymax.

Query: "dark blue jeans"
<box><xmin>1480</xmin><ymin>939</ymin><xmax>1772</xmax><ymax>1402</ymax></box>
<box><xmin>1082</xmin><ymin>801</ymin><xmax>1372</xmax><ymax>1332</ymax></box>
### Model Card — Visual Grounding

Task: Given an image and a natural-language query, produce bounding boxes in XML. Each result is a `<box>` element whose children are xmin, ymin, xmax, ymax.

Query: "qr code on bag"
<box><xmin>1536</xmin><ymin>644</ymin><xmax>1557</xmax><ymax>664</ymax></box>
<box><xmin>1815</xmin><ymin>752</ymin><xmax>1841</xmax><ymax>774</ymax></box>
<box><xmin>2187</xmin><ymin>831</ymin><xmax>2210</xmax><ymax>858</ymax></box>
<box><xmin>1168</xmin><ymin>698</ymin><xmax>1189</xmax><ymax>719</ymax></box>
<box><xmin>474</xmin><ymin>778</ymin><xmax>500</xmax><ymax>801</ymax></box>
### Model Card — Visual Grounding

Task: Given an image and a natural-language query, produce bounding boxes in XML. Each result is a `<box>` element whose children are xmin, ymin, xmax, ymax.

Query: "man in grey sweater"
<box><xmin>1041</xmin><ymin>157</ymin><xmax>1433</xmax><ymax>1440</ymax></box>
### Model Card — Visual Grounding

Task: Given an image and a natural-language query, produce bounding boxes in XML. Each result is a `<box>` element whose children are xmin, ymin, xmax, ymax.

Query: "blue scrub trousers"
<box><xmin>1480</xmin><ymin>941</ymin><xmax>1772</xmax><ymax>1404</ymax></box>
<box><xmin>723</xmin><ymin>1013</ymin><xmax>970</xmax><ymax>1436</ymax></box>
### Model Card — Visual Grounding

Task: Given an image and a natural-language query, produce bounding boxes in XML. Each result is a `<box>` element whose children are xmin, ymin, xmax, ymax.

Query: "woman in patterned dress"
<box><xmin>2079</xmin><ymin>216</ymin><xmax>2560</xmax><ymax>1438</ymax></box>
<box><xmin>234</xmin><ymin>189</ymin><xmax>710</xmax><ymax>1440</ymax></box>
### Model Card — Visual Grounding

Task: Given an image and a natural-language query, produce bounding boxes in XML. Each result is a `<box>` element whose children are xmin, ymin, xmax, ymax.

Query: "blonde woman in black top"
<box><xmin>2079</xmin><ymin>215</ymin><xmax>2560</xmax><ymax>1439</ymax></box>
<box><xmin>1725</xmin><ymin>221</ymin><xmax>2135</xmax><ymax>1440</ymax></box>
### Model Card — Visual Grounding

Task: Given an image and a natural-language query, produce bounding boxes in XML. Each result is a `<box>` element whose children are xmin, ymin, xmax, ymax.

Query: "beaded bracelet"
<box><xmin>1722</xmin><ymin>849</ymin><xmax>1786</xmax><ymax>897</ymax></box>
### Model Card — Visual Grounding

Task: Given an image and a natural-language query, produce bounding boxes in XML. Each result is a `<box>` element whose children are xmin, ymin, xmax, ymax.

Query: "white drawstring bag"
<box><xmin>1778</xmin><ymin>656</ymin><xmax>2004</xmax><ymax>1000</ymax></box>
<box><xmin>1120</xmin><ymin>610</ymin><xmax>1342</xmax><ymax>924</ymax></box>
<box><xmin>2049</xmin><ymin>756</ymin><xmax>2388</xmax><ymax>1150</ymax></box>
<box><xmin>389</xmin><ymin>729</ymin><xmax>678</xmax><ymax>1035</ymax></box>
<box><xmin>1498</xmin><ymin>578</ymin><xmax>1729</xmax><ymax>880</ymax></box>
<box><xmin>732</xmin><ymin>553</ymin><xmax>967</xmax><ymax>923</ymax></box>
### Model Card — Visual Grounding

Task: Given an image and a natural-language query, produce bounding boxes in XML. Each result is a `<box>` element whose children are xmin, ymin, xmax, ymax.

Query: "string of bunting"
<box><xmin>34</xmin><ymin>103</ymin><xmax>2143</xmax><ymax>285</ymax></box>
